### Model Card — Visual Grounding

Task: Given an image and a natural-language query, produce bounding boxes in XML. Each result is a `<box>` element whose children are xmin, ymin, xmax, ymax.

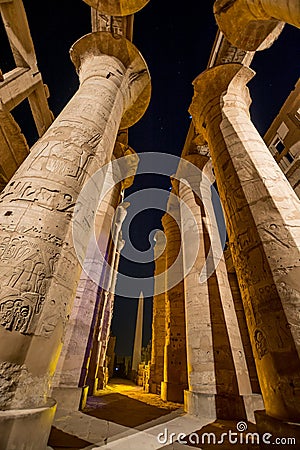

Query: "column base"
<box><xmin>94</xmin><ymin>366</ymin><xmax>108</xmax><ymax>392</ymax></box>
<box><xmin>129</xmin><ymin>369</ymin><xmax>138</xmax><ymax>383</ymax></box>
<box><xmin>184</xmin><ymin>390</ymin><xmax>263</xmax><ymax>422</ymax></box>
<box><xmin>184</xmin><ymin>390</ymin><xmax>216</xmax><ymax>419</ymax></box>
<box><xmin>255</xmin><ymin>410</ymin><xmax>300</xmax><ymax>449</ymax></box>
<box><xmin>243</xmin><ymin>394</ymin><xmax>264</xmax><ymax>423</ymax></box>
<box><xmin>0</xmin><ymin>398</ymin><xmax>56</xmax><ymax>450</ymax></box>
<box><xmin>161</xmin><ymin>381</ymin><xmax>186</xmax><ymax>403</ymax></box>
<box><xmin>149</xmin><ymin>381</ymin><xmax>160</xmax><ymax>395</ymax></box>
<box><xmin>52</xmin><ymin>386</ymin><xmax>88</xmax><ymax>415</ymax></box>
<box><xmin>93</xmin><ymin>377</ymin><xmax>103</xmax><ymax>393</ymax></box>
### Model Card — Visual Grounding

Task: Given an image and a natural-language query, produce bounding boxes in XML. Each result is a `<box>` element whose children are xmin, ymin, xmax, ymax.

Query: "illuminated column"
<box><xmin>179</xmin><ymin>154</ymin><xmax>263</xmax><ymax>422</ymax></box>
<box><xmin>51</xmin><ymin>169</ymin><xmax>122</xmax><ymax>412</ymax></box>
<box><xmin>149</xmin><ymin>230</ymin><xmax>167</xmax><ymax>395</ymax></box>
<box><xmin>0</xmin><ymin>31</ymin><xmax>150</xmax><ymax>449</ymax></box>
<box><xmin>224</xmin><ymin>248</ymin><xmax>261</xmax><ymax>396</ymax></box>
<box><xmin>97</xmin><ymin>232</ymin><xmax>125</xmax><ymax>382</ymax></box>
<box><xmin>190</xmin><ymin>63</ymin><xmax>300</xmax><ymax>434</ymax></box>
<box><xmin>161</xmin><ymin>192</ymin><xmax>188</xmax><ymax>403</ymax></box>
<box><xmin>179</xmin><ymin>162</ymin><xmax>216</xmax><ymax>417</ymax></box>
<box><xmin>85</xmin><ymin>146</ymin><xmax>138</xmax><ymax>393</ymax></box>
<box><xmin>214</xmin><ymin>0</ymin><xmax>300</xmax><ymax>51</ymax></box>
<box><xmin>89</xmin><ymin>201</ymin><xmax>129</xmax><ymax>393</ymax></box>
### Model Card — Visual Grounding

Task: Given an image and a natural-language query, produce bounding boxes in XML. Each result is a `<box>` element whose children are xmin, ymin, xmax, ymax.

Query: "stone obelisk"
<box><xmin>131</xmin><ymin>291</ymin><xmax>144</xmax><ymax>380</ymax></box>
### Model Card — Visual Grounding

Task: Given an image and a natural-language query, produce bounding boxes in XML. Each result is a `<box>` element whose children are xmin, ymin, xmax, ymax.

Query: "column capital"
<box><xmin>70</xmin><ymin>31</ymin><xmax>151</xmax><ymax>129</ymax></box>
<box><xmin>182</xmin><ymin>153</ymin><xmax>210</xmax><ymax>170</ymax></box>
<box><xmin>114</xmin><ymin>142</ymin><xmax>139</xmax><ymax>190</ymax></box>
<box><xmin>213</xmin><ymin>0</ymin><xmax>298</xmax><ymax>51</ymax></box>
<box><xmin>176</xmin><ymin>154</ymin><xmax>211</xmax><ymax>207</ymax></box>
<box><xmin>189</xmin><ymin>63</ymin><xmax>255</xmax><ymax>138</ymax></box>
<box><xmin>82</xmin><ymin>0</ymin><xmax>150</xmax><ymax>17</ymax></box>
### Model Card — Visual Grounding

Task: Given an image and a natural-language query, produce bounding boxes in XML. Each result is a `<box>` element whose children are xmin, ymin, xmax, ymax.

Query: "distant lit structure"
<box><xmin>264</xmin><ymin>78</ymin><xmax>300</xmax><ymax>197</ymax></box>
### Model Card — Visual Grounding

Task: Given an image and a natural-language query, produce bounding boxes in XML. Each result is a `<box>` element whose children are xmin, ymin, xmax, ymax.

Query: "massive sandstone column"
<box><xmin>86</xmin><ymin>201</ymin><xmax>128</xmax><ymax>393</ymax></box>
<box><xmin>0</xmin><ymin>31</ymin><xmax>150</xmax><ymax>449</ymax></box>
<box><xmin>179</xmin><ymin>154</ymin><xmax>263</xmax><ymax>422</ymax></box>
<box><xmin>51</xmin><ymin>161</ymin><xmax>123</xmax><ymax>411</ymax></box>
<box><xmin>95</xmin><ymin>231</ymin><xmax>125</xmax><ymax>388</ymax></box>
<box><xmin>224</xmin><ymin>247</ymin><xmax>261</xmax><ymax>396</ymax></box>
<box><xmin>149</xmin><ymin>230</ymin><xmax>167</xmax><ymax>395</ymax></box>
<box><xmin>54</xmin><ymin>144</ymin><xmax>139</xmax><ymax>401</ymax></box>
<box><xmin>86</xmin><ymin>145</ymin><xmax>138</xmax><ymax>392</ymax></box>
<box><xmin>214</xmin><ymin>0</ymin><xmax>299</xmax><ymax>51</ymax></box>
<box><xmin>189</xmin><ymin>63</ymin><xmax>300</xmax><ymax>435</ymax></box>
<box><xmin>178</xmin><ymin>160</ymin><xmax>216</xmax><ymax>417</ymax></box>
<box><xmin>161</xmin><ymin>194</ymin><xmax>188</xmax><ymax>403</ymax></box>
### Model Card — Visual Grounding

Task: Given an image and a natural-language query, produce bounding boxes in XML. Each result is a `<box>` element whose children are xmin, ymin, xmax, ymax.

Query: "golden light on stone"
<box><xmin>82</xmin><ymin>0</ymin><xmax>150</xmax><ymax>16</ymax></box>
<box><xmin>70</xmin><ymin>31</ymin><xmax>151</xmax><ymax>129</ymax></box>
<box><xmin>189</xmin><ymin>63</ymin><xmax>255</xmax><ymax>138</ymax></box>
<box><xmin>213</xmin><ymin>0</ymin><xmax>285</xmax><ymax>51</ymax></box>
<box><xmin>0</xmin><ymin>0</ymin><xmax>300</xmax><ymax>447</ymax></box>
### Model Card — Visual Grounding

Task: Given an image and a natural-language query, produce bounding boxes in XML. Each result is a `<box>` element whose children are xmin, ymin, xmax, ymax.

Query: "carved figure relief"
<box><xmin>0</xmin><ymin>237</ymin><xmax>31</xmax><ymax>261</ymax></box>
<box><xmin>0</xmin><ymin>180</ymin><xmax>75</xmax><ymax>214</ymax></box>
<box><xmin>254</xmin><ymin>329</ymin><xmax>268</xmax><ymax>359</ymax></box>
<box><xmin>29</xmin><ymin>126</ymin><xmax>101</xmax><ymax>184</ymax></box>
<box><xmin>0</xmin><ymin>299</ymin><xmax>32</xmax><ymax>333</ymax></box>
<box><xmin>36</xmin><ymin>292</ymin><xmax>70</xmax><ymax>338</ymax></box>
<box><xmin>220</xmin><ymin>46</ymin><xmax>247</xmax><ymax>64</ymax></box>
<box><xmin>0</xmin><ymin>292</ymin><xmax>43</xmax><ymax>334</ymax></box>
<box><xmin>95</xmin><ymin>14</ymin><xmax>125</xmax><ymax>36</ymax></box>
<box><xmin>0</xmin><ymin>235</ymin><xmax>62</xmax><ymax>335</ymax></box>
<box><xmin>7</xmin><ymin>259</ymin><xmax>46</xmax><ymax>293</ymax></box>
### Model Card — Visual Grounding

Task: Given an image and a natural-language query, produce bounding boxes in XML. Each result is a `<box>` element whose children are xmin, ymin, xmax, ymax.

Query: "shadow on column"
<box><xmin>203</xmin><ymin>218</ymin><xmax>247</xmax><ymax>421</ymax></box>
<box><xmin>225</xmin><ymin>248</ymin><xmax>261</xmax><ymax>395</ymax></box>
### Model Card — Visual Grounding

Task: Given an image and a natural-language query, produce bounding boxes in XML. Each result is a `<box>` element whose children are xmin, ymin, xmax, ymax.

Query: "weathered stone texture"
<box><xmin>190</xmin><ymin>62</ymin><xmax>300</xmax><ymax>421</ymax></box>
<box><xmin>0</xmin><ymin>31</ymin><xmax>150</xmax><ymax>411</ymax></box>
<box><xmin>161</xmin><ymin>203</ymin><xmax>188</xmax><ymax>403</ymax></box>
<box><xmin>149</xmin><ymin>231</ymin><xmax>167</xmax><ymax>394</ymax></box>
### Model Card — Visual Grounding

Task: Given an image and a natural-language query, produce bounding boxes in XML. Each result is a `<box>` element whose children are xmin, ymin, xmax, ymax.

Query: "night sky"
<box><xmin>1</xmin><ymin>1</ymin><xmax>299</xmax><ymax>357</ymax></box>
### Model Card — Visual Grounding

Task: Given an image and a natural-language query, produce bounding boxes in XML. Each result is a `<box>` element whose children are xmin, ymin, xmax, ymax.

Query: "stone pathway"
<box><xmin>48</xmin><ymin>378</ymin><xmax>259</xmax><ymax>450</ymax></box>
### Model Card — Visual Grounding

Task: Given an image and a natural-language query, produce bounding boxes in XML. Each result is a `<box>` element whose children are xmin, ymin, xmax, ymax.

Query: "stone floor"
<box><xmin>47</xmin><ymin>378</ymin><xmax>260</xmax><ymax>450</ymax></box>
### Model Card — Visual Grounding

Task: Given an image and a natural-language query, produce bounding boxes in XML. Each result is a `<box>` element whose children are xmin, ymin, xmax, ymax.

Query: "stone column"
<box><xmin>179</xmin><ymin>168</ymin><xmax>216</xmax><ymax>417</ymax></box>
<box><xmin>149</xmin><ymin>230</ymin><xmax>167</xmax><ymax>395</ymax></box>
<box><xmin>50</xmin><ymin>166</ymin><xmax>122</xmax><ymax>413</ymax></box>
<box><xmin>89</xmin><ymin>202</ymin><xmax>128</xmax><ymax>393</ymax></box>
<box><xmin>0</xmin><ymin>31</ymin><xmax>150</xmax><ymax>449</ymax></box>
<box><xmin>97</xmin><ymin>234</ymin><xmax>124</xmax><ymax>384</ymax></box>
<box><xmin>212</xmin><ymin>250</ymin><xmax>264</xmax><ymax>422</ymax></box>
<box><xmin>161</xmin><ymin>192</ymin><xmax>188</xmax><ymax>403</ymax></box>
<box><xmin>189</xmin><ymin>63</ymin><xmax>300</xmax><ymax>436</ymax></box>
<box><xmin>214</xmin><ymin>0</ymin><xmax>300</xmax><ymax>51</ymax></box>
<box><xmin>179</xmin><ymin>154</ymin><xmax>263</xmax><ymax>422</ymax></box>
<box><xmin>224</xmin><ymin>248</ymin><xmax>261</xmax><ymax>396</ymax></box>
<box><xmin>83</xmin><ymin>144</ymin><xmax>138</xmax><ymax>394</ymax></box>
